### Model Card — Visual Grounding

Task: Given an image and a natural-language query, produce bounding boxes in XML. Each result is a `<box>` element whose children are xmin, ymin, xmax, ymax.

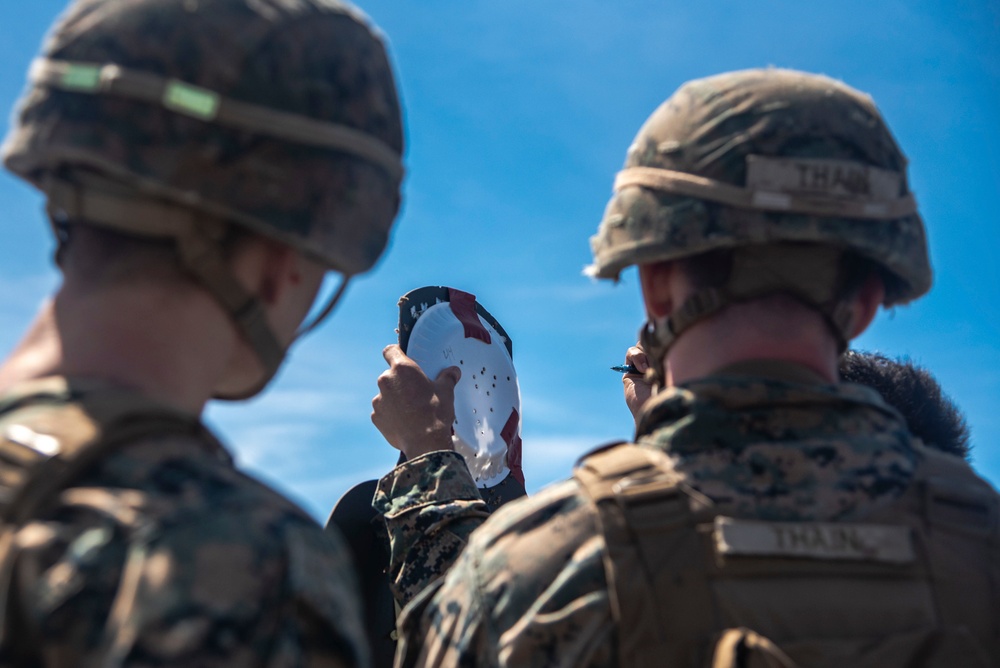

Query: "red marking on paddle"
<box><xmin>448</xmin><ymin>288</ymin><xmax>491</xmax><ymax>344</ymax></box>
<box><xmin>501</xmin><ymin>408</ymin><xmax>524</xmax><ymax>486</ymax></box>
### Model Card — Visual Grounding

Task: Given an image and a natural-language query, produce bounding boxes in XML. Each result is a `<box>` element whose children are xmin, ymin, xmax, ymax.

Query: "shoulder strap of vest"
<box><xmin>911</xmin><ymin>443</ymin><xmax>999</xmax><ymax>537</ymax></box>
<box><xmin>574</xmin><ymin>442</ymin><xmax>715</xmax><ymax>666</ymax></box>
<box><xmin>907</xmin><ymin>443</ymin><xmax>1000</xmax><ymax>662</ymax></box>
<box><xmin>0</xmin><ymin>379</ymin><xmax>220</xmax><ymax>661</ymax></box>
<box><xmin>0</xmin><ymin>378</ymin><xmax>216</xmax><ymax>525</ymax></box>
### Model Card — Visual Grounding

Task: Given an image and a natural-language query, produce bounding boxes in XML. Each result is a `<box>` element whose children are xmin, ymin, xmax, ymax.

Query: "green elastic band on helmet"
<box><xmin>163</xmin><ymin>81</ymin><xmax>220</xmax><ymax>121</ymax></box>
<box><xmin>29</xmin><ymin>58</ymin><xmax>404</xmax><ymax>183</ymax></box>
<box><xmin>61</xmin><ymin>64</ymin><xmax>101</xmax><ymax>91</ymax></box>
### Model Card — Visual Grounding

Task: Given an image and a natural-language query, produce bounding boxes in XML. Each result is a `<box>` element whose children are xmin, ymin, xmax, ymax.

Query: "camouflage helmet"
<box><xmin>2</xmin><ymin>0</ymin><xmax>404</xmax><ymax>399</ymax></box>
<box><xmin>587</xmin><ymin>68</ymin><xmax>931</xmax><ymax>307</ymax></box>
<box><xmin>3</xmin><ymin>0</ymin><xmax>404</xmax><ymax>277</ymax></box>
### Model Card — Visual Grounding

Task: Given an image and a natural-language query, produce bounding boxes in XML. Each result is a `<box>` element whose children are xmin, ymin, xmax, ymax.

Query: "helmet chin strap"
<box><xmin>638</xmin><ymin>316</ymin><xmax>671</xmax><ymax>393</ymax></box>
<box><xmin>45</xmin><ymin>175</ymin><xmax>351</xmax><ymax>401</ymax></box>
<box><xmin>210</xmin><ymin>274</ymin><xmax>350</xmax><ymax>401</ymax></box>
<box><xmin>638</xmin><ymin>245</ymin><xmax>856</xmax><ymax>393</ymax></box>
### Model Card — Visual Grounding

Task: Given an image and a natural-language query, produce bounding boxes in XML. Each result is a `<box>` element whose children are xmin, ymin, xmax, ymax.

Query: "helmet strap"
<box><xmin>639</xmin><ymin>245</ymin><xmax>856</xmax><ymax>389</ymax></box>
<box><xmin>173</xmin><ymin>224</ymin><xmax>285</xmax><ymax>400</ymax></box>
<box><xmin>45</xmin><ymin>177</ymin><xmax>287</xmax><ymax>400</ymax></box>
<box><xmin>29</xmin><ymin>58</ymin><xmax>404</xmax><ymax>184</ymax></box>
<box><xmin>638</xmin><ymin>317</ymin><xmax>671</xmax><ymax>392</ymax></box>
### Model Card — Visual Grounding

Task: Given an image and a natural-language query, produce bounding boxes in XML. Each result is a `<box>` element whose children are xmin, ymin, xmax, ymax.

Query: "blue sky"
<box><xmin>1</xmin><ymin>0</ymin><xmax>997</xmax><ymax>519</ymax></box>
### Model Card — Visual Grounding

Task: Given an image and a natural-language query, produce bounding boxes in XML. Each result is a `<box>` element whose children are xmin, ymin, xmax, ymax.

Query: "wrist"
<box><xmin>400</xmin><ymin>428</ymin><xmax>454</xmax><ymax>459</ymax></box>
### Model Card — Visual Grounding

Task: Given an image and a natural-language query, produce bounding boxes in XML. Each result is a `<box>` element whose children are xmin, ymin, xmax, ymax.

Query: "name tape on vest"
<box><xmin>714</xmin><ymin>517</ymin><xmax>915</xmax><ymax>564</ymax></box>
<box><xmin>746</xmin><ymin>156</ymin><xmax>903</xmax><ymax>202</ymax></box>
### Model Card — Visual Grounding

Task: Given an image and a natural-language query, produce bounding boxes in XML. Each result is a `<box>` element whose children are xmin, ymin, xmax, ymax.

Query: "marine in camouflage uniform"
<box><xmin>0</xmin><ymin>0</ymin><xmax>404</xmax><ymax>665</ymax></box>
<box><xmin>371</xmin><ymin>69</ymin><xmax>1000</xmax><ymax>667</ymax></box>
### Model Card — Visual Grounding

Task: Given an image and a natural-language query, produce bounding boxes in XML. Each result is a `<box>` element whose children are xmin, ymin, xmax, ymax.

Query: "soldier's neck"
<box><xmin>664</xmin><ymin>300</ymin><xmax>840</xmax><ymax>387</ymax></box>
<box><xmin>0</xmin><ymin>281</ymin><xmax>239</xmax><ymax>414</ymax></box>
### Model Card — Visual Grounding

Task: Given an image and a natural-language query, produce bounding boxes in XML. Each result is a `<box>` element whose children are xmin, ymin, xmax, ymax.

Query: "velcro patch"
<box><xmin>714</xmin><ymin>517</ymin><xmax>915</xmax><ymax>563</ymax></box>
<box><xmin>163</xmin><ymin>81</ymin><xmax>220</xmax><ymax>121</ymax></box>
<box><xmin>746</xmin><ymin>156</ymin><xmax>903</xmax><ymax>201</ymax></box>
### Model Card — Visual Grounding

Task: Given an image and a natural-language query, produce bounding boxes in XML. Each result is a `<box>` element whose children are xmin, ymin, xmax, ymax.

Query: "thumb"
<box><xmin>435</xmin><ymin>366</ymin><xmax>461</xmax><ymax>406</ymax></box>
<box><xmin>435</xmin><ymin>365</ymin><xmax>462</xmax><ymax>390</ymax></box>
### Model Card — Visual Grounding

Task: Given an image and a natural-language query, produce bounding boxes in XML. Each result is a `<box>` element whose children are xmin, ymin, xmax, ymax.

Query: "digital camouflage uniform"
<box><xmin>0</xmin><ymin>377</ymin><xmax>367</xmax><ymax>666</ymax></box>
<box><xmin>375</xmin><ymin>70</ymin><xmax>1000</xmax><ymax>667</ymax></box>
<box><xmin>377</xmin><ymin>364</ymin><xmax>948</xmax><ymax>667</ymax></box>
<box><xmin>0</xmin><ymin>0</ymin><xmax>405</xmax><ymax>665</ymax></box>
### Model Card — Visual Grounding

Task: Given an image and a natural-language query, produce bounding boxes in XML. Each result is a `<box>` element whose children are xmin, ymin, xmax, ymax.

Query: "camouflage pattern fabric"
<box><xmin>587</xmin><ymin>69</ymin><xmax>931</xmax><ymax>307</ymax></box>
<box><xmin>0</xmin><ymin>378</ymin><xmax>368</xmax><ymax>667</ymax></box>
<box><xmin>632</xmin><ymin>360</ymin><xmax>919</xmax><ymax>521</ymax></box>
<box><xmin>373</xmin><ymin>452</ymin><xmax>490</xmax><ymax>605</ymax></box>
<box><xmin>3</xmin><ymin>0</ymin><xmax>404</xmax><ymax>277</ymax></box>
<box><xmin>379</xmin><ymin>361</ymin><xmax>921</xmax><ymax>667</ymax></box>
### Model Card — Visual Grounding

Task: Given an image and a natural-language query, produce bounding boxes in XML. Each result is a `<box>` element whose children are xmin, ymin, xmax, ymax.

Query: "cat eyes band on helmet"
<box><xmin>29</xmin><ymin>58</ymin><xmax>404</xmax><ymax>183</ymax></box>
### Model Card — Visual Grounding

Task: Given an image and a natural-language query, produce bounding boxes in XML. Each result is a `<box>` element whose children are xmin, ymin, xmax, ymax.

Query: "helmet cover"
<box><xmin>3</xmin><ymin>0</ymin><xmax>405</xmax><ymax>277</ymax></box>
<box><xmin>587</xmin><ymin>68</ymin><xmax>931</xmax><ymax>306</ymax></box>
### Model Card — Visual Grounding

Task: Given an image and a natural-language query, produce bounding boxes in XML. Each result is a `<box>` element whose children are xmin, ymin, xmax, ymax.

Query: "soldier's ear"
<box><xmin>258</xmin><ymin>241</ymin><xmax>302</xmax><ymax>306</ymax></box>
<box><xmin>639</xmin><ymin>262</ymin><xmax>676</xmax><ymax>319</ymax></box>
<box><xmin>846</xmin><ymin>273</ymin><xmax>885</xmax><ymax>339</ymax></box>
<box><xmin>227</xmin><ymin>237</ymin><xmax>298</xmax><ymax>306</ymax></box>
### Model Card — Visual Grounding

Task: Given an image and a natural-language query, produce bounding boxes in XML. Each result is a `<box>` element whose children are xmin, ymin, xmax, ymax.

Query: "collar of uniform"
<box><xmin>635</xmin><ymin>367</ymin><xmax>899</xmax><ymax>443</ymax></box>
<box><xmin>0</xmin><ymin>375</ymin><xmax>230</xmax><ymax>463</ymax></box>
<box><xmin>0</xmin><ymin>375</ymin><xmax>86</xmax><ymax>415</ymax></box>
<box><xmin>0</xmin><ymin>375</ymin><xmax>168</xmax><ymax>412</ymax></box>
<box><xmin>710</xmin><ymin>359</ymin><xmax>830</xmax><ymax>386</ymax></box>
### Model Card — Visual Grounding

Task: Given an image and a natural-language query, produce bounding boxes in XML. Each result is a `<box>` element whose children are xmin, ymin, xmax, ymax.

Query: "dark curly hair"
<box><xmin>839</xmin><ymin>350</ymin><xmax>971</xmax><ymax>459</ymax></box>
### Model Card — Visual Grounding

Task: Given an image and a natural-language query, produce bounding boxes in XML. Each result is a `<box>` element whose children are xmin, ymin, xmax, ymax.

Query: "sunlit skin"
<box><xmin>0</xmin><ymin>237</ymin><xmax>325</xmax><ymax>415</ymax></box>
<box><xmin>619</xmin><ymin>261</ymin><xmax>885</xmax><ymax>425</ymax></box>
<box><xmin>372</xmin><ymin>344</ymin><xmax>461</xmax><ymax>460</ymax></box>
<box><xmin>622</xmin><ymin>342</ymin><xmax>652</xmax><ymax>422</ymax></box>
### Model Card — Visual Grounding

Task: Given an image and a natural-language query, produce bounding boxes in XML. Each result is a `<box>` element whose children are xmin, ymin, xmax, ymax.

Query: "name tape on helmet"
<box><xmin>714</xmin><ymin>516</ymin><xmax>916</xmax><ymax>564</ymax></box>
<box><xmin>745</xmin><ymin>156</ymin><xmax>903</xmax><ymax>202</ymax></box>
<box><xmin>614</xmin><ymin>156</ymin><xmax>917</xmax><ymax>221</ymax></box>
<box><xmin>29</xmin><ymin>58</ymin><xmax>403</xmax><ymax>183</ymax></box>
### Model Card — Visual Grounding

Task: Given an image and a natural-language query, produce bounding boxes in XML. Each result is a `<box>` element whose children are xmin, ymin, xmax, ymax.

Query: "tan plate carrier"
<box><xmin>574</xmin><ymin>443</ymin><xmax>1000</xmax><ymax>667</ymax></box>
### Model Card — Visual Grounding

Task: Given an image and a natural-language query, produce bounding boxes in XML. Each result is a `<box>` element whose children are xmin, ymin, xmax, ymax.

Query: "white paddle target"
<box><xmin>406</xmin><ymin>302</ymin><xmax>521</xmax><ymax>488</ymax></box>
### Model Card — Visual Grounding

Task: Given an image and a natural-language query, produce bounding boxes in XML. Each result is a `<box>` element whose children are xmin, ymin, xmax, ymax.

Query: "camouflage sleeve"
<box><xmin>373</xmin><ymin>451</ymin><xmax>490</xmax><ymax>605</ymax></box>
<box><xmin>390</xmin><ymin>480</ymin><xmax>619</xmax><ymax>668</ymax></box>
